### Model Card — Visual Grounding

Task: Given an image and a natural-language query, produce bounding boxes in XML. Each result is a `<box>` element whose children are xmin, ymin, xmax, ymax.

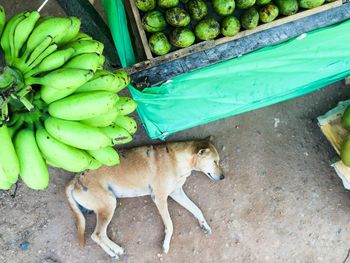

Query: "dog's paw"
<box><xmin>200</xmin><ymin>222</ymin><xmax>212</xmax><ymax>235</ymax></box>
<box><xmin>111</xmin><ymin>244</ymin><xmax>124</xmax><ymax>256</ymax></box>
<box><xmin>162</xmin><ymin>243</ymin><xmax>170</xmax><ymax>254</ymax></box>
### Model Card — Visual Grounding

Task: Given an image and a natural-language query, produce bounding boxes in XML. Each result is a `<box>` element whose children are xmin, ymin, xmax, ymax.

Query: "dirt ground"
<box><xmin>1</xmin><ymin>1</ymin><xmax>350</xmax><ymax>263</ymax></box>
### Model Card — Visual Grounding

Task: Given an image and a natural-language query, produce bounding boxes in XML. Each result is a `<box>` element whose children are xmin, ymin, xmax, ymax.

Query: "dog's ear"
<box><xmin>198</xmin><ymin>148</ymin><xmax>210</xmax><ymax>156</ymax></box>
<box><xmin>205</xmin><ymin>135</ymin><xmax>214</xmax><ymax>142</ymax></box>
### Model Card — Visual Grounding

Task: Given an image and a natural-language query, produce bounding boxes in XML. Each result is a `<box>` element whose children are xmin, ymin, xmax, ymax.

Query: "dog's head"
<box><xmin>193</xmin><ymin>136</ymin><xmax>224</xmax><ymax>181</ymax></box>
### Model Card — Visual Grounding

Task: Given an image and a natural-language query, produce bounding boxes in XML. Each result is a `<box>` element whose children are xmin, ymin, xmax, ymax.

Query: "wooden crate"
<box><xmin>318</xmin><ymin>100</ymin><xmax>350</xmax><ymax>190</ymax></box>
<box><xmin>122</xmin><ymin>0</ymin><xmax>348</xmax><ymax>87</ymax></box>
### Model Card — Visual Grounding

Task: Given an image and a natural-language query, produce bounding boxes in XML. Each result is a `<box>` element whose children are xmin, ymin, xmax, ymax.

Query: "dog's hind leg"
<box><xmin>170</xmin><ymin>188</ymin><xmax>212</xmax><ymax>234</ymax></box>
<box><xmin>153</xmin><ymin>196</ymin><xmax>173</xmax><ymax>254</ymax></box>
<box><xmin>89</xmin><ymin>190</ymin><xmax>124</xmax><ymax>259</ymax></box>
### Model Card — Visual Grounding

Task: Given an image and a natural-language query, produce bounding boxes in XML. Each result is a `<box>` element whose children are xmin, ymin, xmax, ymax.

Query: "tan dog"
<box><xmin>65</xmin><ymin>137</ymin><xmax>224</xmax><ymax>259</ymax></box>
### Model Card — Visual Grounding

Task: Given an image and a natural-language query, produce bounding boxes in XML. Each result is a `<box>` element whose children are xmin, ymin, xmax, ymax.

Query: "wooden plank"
<box><xmin>130</xmin><ymin>3</ymin><xmax>350</xmax><ymax>88</ymax></box>
<box><xmin>215</xmin><ymin>0</ymin><xmax>343</xmax><ymax>45</ymax></box>
<box><xmin>128</xmin><ymin>0</ymin><xmax>153</xmax><ymax>59</ymax></box>
<box><xmin>122</xmin><ymin>0</ymin><xmax>148</xmax><ymax>61</ymax></box>
<box><xmin>126</xmin><ymin>40</ymin><xmax>216</xmax><ymax>75</ymax></box>
<box><xmin>56</xmin><ymin>0</ymin><xmax>121</xmax><ymax>69</ymax></box>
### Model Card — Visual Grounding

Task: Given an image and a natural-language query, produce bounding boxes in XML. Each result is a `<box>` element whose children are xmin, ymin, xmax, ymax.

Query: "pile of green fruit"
<box><xmin>0</xmin><ymin>6</ymin><xmax>137</xmax><ymax>190</ymax></box>
<box><xmin>136</xmin><ymin>0</ymin><xmax>336</xmax><ymax>56</ymax></box>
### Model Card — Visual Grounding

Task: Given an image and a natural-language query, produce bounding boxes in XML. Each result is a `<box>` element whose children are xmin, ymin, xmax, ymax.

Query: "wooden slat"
<box><xmin>129</xmin><ymin>0</ymin><xmax>153</xmax><ymax>59</ymax></box>
<box><xmin>122</xmin><ymin>0</ymin><xmax>148</xmax><ymax>61</ymax></box>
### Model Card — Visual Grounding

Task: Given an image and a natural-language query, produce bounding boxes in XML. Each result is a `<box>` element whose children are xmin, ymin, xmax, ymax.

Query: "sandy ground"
<box><xmin>1</xmin><ymin>1</ymin><xmax>350</xmax><ymax>263</ymax></box>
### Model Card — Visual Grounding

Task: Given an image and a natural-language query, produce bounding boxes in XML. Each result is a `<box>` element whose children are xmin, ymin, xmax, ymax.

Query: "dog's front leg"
<box><xmin>153</xmin><ymin>196</ymin><xmax>173</xmax><ymax>254</ymax></box>
<box><xmin>170</xmin><ymin>188</ymin><xmax>212</xmax><ymax>234</ymax></box>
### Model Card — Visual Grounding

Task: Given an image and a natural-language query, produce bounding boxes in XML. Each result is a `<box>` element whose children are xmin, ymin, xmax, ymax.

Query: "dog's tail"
<box><xmin>65</xmin><ymin>179</ymin><xmax>86</xmax><ymax>247</ymax></box>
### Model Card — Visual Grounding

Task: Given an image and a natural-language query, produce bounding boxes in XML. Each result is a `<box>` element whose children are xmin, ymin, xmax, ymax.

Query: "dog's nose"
<box><xmin>220</xmin><ymin>174</ymin><xmax>225</xmax><ymax>180</ymax></box>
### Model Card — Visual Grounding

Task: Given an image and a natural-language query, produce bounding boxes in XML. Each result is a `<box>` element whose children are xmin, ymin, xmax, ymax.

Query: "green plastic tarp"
<box><xmin>103</xmin><ymin>0</ymin><xmax>350</xmax><ymax>140</ymax></box>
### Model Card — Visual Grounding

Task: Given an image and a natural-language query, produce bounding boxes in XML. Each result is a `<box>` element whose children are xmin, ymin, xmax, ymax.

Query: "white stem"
<box><xmin>37</xmin><ymin>0</ymin><xmax>49</xmax><ymax>12</ymax></box>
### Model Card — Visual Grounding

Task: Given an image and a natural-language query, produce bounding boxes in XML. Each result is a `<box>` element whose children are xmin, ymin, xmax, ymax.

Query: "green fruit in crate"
<box><xmin>158</xmin><ymin>0</ymin><xmax>179</xmax><ymax>8</ymax></box>
<box><xmin>221</xmin><ymin>16</ymin><xmax>240</xmax><ymax>37</ymax></box>
<box><xmin>165</xmin><ymin>8</ymin><xmax>191</xmax><ymax>27</ymax></box>
<box><xmin>170</xmin><ymin>28</ymin><xmax>195</xmax><ymax>48</ymax></box>
<box><xmin>274</xmin><ymin>0</ymin><xmax>299</xmax><ymax>16</ymax></box>
<box><xmin>259</xmin><ymin>4</ymin><xmax>279</xmax><ymax>23</ymax></box>
<box><xmin>195</xmin><ymin>18</ymin><xmax>220</xmax><ymax>40</ymax></box>
<box><xmin>299</xmin><ymin>0</ymin><xmax>325</xmax><ymax>9</ymax></box>
<box><xmin>149</xmin><ymin>32</ymin><xmax>171</xmax><ymax>56</ymax></box>
<box><xmin>188</xmin><ymin>0</ymin><xmax>208</xmax><ymax>21</ymax></box>
<box><xmin>341</xmin><ymin>135</ymin><xmax>350</xmax><ymax>167</ymax></box>
<box><xmin>135</xmin><ymin>0</ymin><xmax>156</xmax><ymax>12</ymax></box>
<box><xmin>241</xmin><ymin>7</ymin><xmax>259</xmax><ymax>30</ymax></box>
<box><xmin>236</xmin><ymin>0</ymin><xmax>256</xmax><ymax>9</ymax></box>
<box><xmin>212</xmin><ymin>0</ymin><xmax>235</xmax><ymax>16</ymax></box>
<box><xmin>142</xmin><ymin>11</ymin><xmax>167</xmax><ymax>33</ymax></box>
<box><xmin>256</xmin><ymin>0</ymin><xmax>271</xmax><ymax>5</ymax></box>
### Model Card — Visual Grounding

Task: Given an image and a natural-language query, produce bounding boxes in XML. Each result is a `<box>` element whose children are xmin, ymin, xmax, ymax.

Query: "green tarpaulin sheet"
<box><xmin>103</xmin><ymin>0</ymin><xmax>350</xmax><ymax>140</ymax></box>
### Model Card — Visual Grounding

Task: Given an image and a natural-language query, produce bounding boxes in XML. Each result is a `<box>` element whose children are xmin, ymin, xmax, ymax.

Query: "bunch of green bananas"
<box><xmin>0</xmin><ymin>6</ymin><xmax>137</xmax><ymax>190</ymax></box>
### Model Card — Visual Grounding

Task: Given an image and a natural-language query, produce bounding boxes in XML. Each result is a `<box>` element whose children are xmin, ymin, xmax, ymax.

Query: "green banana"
<box><xmin>0</xmin><ymin>169</ymin><xmax>13</xmax><ymax>190</ymax></box>
<box><xmin>8</xmin><ymin>115</ymin><xmax>24</xmax><ymax>138</ymax></box>
<box><xmin>13</xmin><ymin>35</ymin><xmax>53</xmax><ymax>71</ymax></box>
<box><xmin>113</xmin><ymin>115</ymin><xmax>137</xmax><ymax>135</ymax></box>
<box><xmin>0</xmin><ymin>125</ymin><xmax>20</xmax><ymax>184</ymax></box>
<box><xmin>97</xmin><ymin>54</ymin><xmax>105</xmax><ymax>69</ymax></box>
<box><xmin>88</xmin><ymin>158</ymin><xmax>102</xmax><ymax>170</ymax></box>
<box><xmin>114</xmin><ymin>70</ymin><xmax>131</xmax><ymax>91</ymax></box>
<box><xmin>40</xmin><ymin>86</ymin><xmax>77</xmax><ymax>104</ymax></box>
<box><xmin>48</xmin><ymin>91</ymin><xmax>118</xmax><ymax>121</ymax></box>
<box><xmin>57</xmin><ymin>17</ymin><xmax>81</xmax><ymax>45</ymax></box>
<box><xmin>25</xmin><ymin>68</ymin><xmax>94</xmax><ymax>89</ymax></box>
<box><xmin>0</xmin><ymin>5</ymin><xmax>6</xmax><ymax>38</ymax></box>
<box><xmin>87</xmin><ymin>146</ymin><xmax>120</xmax><ymax>166</ymax></box>
<box><xmin>25</xmin><ymin>43</ymin><xmax>58</xmax><ymax>72</ymax></box>
<box><xmin>63</xmin><ymin>52</ymin><xmax>101</xmax><ymax>72</ymax></box>
<box><xmin>36</xmin><ymin>124</ymin><xmax>93</xmax><ymax>173</ymax></box>
<box><xmin>115</xmin><ymin>97</ymin><xmax>137</xmax><ymax>115</ymax></box>
<box><xmin>63</xmin><ymin>39</ymin><xmax>104</xmax><ymax>56</ymax></box>
<box><xmin>44</xmin><ymin>117</ymin><xmax>111</xmax><ymax>150</ymax></box>
<box><xmin>101</xmin><ymin>125</ymin><xmax>132</xmax><ymax>145</ymax></box>
<box><xmin>1</xmin><ymin>12</ymin><xmax>27</xmax><ymax>64</ymax></box>
<box><xmin>22</xmin><ymin>17</ymin><xmax>72</xmax><ymax>58</ymax></box>
<box><xmin>70</xmin><ymin>32</ymin><xmax>93</xmax><ymax>42</ymax></box>
<box><xmin>81</xmin><ymin>107</ymin><xmax>119</xmax><ymax>127</ymax></box>
<box><xmin>25</xmin><ymin>47</ymin><xmax>75</xmax><ymax>77</ymax></box>
<box><xmin>13</xmin><ymin>11</ymin><xmax>40</xmax><ymax>59</ymax></box>
<box><xmin>14</xmin><ymin>128</ymin><xmax>49</xmax><ymax>190</ymax></box>
<box><xmin>74</xmin><ymin>70</ymin><xmax>124</xmax><ymax>93</ymax></box>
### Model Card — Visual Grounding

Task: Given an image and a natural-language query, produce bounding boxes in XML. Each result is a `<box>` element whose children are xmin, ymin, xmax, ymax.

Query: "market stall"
<box><xmin>102</xmin><ymin>0</ymin><xmax>350</xmax><ymax>139</ymax></box>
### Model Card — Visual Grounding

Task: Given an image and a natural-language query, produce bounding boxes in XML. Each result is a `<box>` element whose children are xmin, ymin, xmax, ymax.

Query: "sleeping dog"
<box><xmin>66</xmin><ymin>137</ymin><xmax>224</xmax><ymax>258</ymax></box>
